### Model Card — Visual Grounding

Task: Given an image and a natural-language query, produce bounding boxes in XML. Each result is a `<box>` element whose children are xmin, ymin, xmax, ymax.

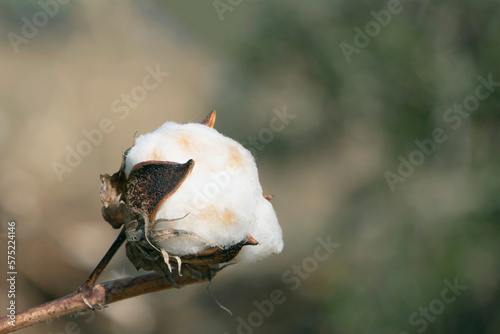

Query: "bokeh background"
<box><xmin>0</xmin><ymin>0</ymin><xmax>498</xmax><ymax>333</ymax></box>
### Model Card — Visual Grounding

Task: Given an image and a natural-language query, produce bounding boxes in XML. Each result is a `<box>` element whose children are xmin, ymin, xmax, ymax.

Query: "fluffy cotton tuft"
<box><xmin>124</xmin><ymin>121</ymin><xmax>283</xmax><ymax>262</ymax></box>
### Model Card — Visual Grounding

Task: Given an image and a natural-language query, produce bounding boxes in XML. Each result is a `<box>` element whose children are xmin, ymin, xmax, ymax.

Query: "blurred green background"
<box><xmin>0</xmin><ymin>0</ymin><xmax>498</xmax><ymax>333</ymax></box>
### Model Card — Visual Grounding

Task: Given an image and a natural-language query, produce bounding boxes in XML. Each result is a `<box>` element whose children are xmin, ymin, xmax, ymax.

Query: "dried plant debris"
<box><xmin>100</xmin><ymin>148</ymin><xmax>132</xmax><ymax>229</ymax></box>
<box><xmin>99</xmin><ymin>111</ymin><xmax>283</xmax><ymax>281</ymax></box>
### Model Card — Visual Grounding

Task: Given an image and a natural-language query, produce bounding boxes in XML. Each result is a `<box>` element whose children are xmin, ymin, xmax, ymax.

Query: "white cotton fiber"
<box><xmin>124</xmin><ymin>120</ymin><xmax>283</xmax><ymax>262</ymax></box>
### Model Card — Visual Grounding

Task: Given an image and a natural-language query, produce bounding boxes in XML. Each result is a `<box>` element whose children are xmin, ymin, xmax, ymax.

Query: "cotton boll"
<box><xmin>125</xmin><ymin>120</ymin><xmax>282</xmax><ymax>262</ymax></box>
<box><xmin>235</xmin><ymin>199</ymin><xmax>284</xmax><ymax>262</ymax></box>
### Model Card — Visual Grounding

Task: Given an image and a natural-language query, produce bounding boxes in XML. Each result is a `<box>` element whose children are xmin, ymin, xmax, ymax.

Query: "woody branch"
<box><xmin>0</xmin><ymin>268</ymin><xmax>209</xmax><ymax>333</ymax></box>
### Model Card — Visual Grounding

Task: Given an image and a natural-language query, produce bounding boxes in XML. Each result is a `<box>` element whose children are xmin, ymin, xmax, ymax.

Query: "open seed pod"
<box><xmin>99</xmin><ymin>111</ymin><xmax>283</xmax><ymax>279</ymax></box>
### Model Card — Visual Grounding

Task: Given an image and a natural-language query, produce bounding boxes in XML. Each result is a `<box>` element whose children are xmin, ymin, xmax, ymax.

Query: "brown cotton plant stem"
<box><xmin>0</xmin><ymin>268</ymin><xmax>211</xmax><ymax>333</ymax></box>
<box><xmin>80</xmin><ymin>227</ymin><xmax>127</xmax><ymax>292</ymax></box>
<box><xmin>0</xmin><ymin>228</ymin><xmax>215</xmax><ymax>333</ymax></box>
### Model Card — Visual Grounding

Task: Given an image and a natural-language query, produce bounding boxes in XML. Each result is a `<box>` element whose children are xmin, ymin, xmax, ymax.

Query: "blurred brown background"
<box><xmin>0</xmin><ymin>0</ymin><xmax>498</xmax><ymax>333</ymax></box>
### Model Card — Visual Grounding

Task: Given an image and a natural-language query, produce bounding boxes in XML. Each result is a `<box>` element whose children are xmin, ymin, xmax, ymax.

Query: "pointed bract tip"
<box><xmin>264</xmin><ymin>195</ymin><xmax>274</xmax><ymax>201</ymax></box>
<box><xmin>243</xmin><ymin>235</ymin><xmax>259</xmax><ymax>246</ymax></box>
<box><xmin>201</xmin><ymin>110</ymin><xmax>216</xmax><ymax>128</ymax></box>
